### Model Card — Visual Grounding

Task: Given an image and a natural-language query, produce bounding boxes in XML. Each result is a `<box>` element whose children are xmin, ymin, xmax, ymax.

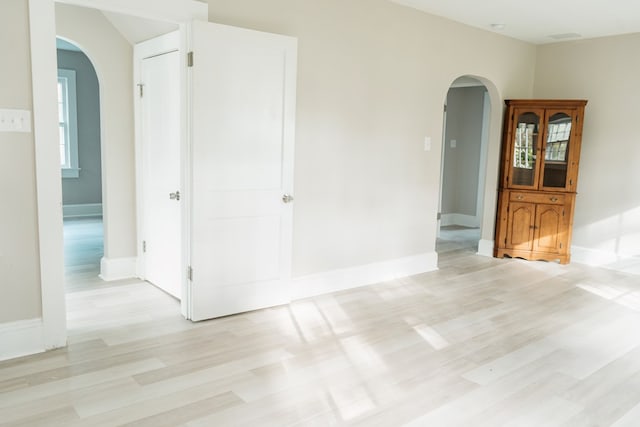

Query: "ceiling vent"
<box><xmin>548</xmin><ymin>33</ymin><xmax>582</xmax><ymax>40</ymax></box>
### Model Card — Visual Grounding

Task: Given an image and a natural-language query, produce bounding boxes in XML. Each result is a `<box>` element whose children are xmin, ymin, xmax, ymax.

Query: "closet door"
<box><xmin>188</xmin><ymin>21</ymin><xmax>297</xmax><ymax>321</ymax></box>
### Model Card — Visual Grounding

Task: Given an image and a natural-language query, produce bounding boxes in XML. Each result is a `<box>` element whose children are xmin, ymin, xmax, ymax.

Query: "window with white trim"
<box><xmin>57</xmin><ymin>69</ymin><xmax>79</xmax><ymax>178</ymax></box>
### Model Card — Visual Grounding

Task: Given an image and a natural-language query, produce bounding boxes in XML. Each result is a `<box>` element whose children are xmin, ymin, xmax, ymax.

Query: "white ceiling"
<box><xmin>392</xmin><ymin>0</ymin><xmax>640</xmax><ymax>44</ymax></box>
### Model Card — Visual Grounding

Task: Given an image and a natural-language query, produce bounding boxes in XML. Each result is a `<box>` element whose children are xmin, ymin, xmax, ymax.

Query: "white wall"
<box><xmin>206</xmin><ymin>0</ymin><xmax>537</xmax><ymax>275</ymax></box>
<box><xmin>535</xmin><ymin>34</ymin><xmax>640</xmax><ymax>263</ymax></box>
<box><xmin>56</xmin><ymin>4</ymin><xmax>136</xmax><ymax>260</ymax></box>
<box><xmin>0</xmin><ymin>0</ymin><xmax>42</xmax><ymax>324</ymax></box>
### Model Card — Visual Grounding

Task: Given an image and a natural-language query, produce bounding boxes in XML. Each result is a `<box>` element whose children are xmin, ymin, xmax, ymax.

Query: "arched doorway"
<box><xmin>437</xmin><ymin>75</ymin><xmax>499</xmax><ymax>259</ymax></box>
<box><xmin>56</xmin><ymin>37</ymin><xmax>105</xmax><ymax>290</ymax></box>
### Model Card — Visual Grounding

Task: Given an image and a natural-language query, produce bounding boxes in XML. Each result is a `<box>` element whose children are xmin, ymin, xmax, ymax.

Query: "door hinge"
<box><xmin>443</xmin><ymin>104</ymin><xmax>447</xmax><ymax>113</ymax></box>
<box><xmin>187</xmin><ymin>51</ymin><xmax>194</xmax><ymax>67</ymax></box>
<box><xmin>142</xmin><ymin>240</ymin><xmax>147</xmax><ymax>253</ymax></box>
<box><xmin>137</xmin><ymin>83</ymin><xmax>144</xmax><ymax>98</ymax></box>
<box><xmin>187</xmin><ymin>266</ymin><xmax>193</xmax><ymax>281</ymax></box>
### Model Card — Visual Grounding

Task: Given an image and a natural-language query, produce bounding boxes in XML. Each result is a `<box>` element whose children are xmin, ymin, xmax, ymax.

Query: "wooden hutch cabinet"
<box><xmin>494</xmin><ymin>99</ymin><xmax>587</xmax><ymax>264</ymax></box>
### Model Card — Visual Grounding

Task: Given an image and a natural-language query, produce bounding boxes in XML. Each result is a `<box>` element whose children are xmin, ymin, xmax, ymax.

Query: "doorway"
<box><xmin>56</xmin><ymin>38</ymin><xmax>105</xmax><ymax>291</ymax></box>
<box><xmin>437</xmin><ymin>76</ymin><xmax>491</xmax><ymax>257</ymax></box>
<box><xmin>29</xmin><ymin>0</ymin><xmax>206</xmax><ymax>352</ymax></box>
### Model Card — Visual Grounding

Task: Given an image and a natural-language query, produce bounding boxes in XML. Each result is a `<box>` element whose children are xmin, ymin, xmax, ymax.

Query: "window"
<box><xmin>58</xmin><ymin>69</ymin><xmax>79</xmax><ymax>178</ymax></box>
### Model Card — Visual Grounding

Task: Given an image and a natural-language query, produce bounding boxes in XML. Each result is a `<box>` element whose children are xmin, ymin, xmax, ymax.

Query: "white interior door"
<box><xmin>189</xmin><ymin>21</ymin><xmax>297</xmax><ymax>321</ymax></box>
<box><xmin>141</xmin><ymin>48</ymin><xmax>182</xmax><ymax>299</ymax></box>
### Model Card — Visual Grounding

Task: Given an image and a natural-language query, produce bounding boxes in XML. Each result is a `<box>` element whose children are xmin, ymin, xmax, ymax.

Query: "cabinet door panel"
<box><xmin>506</xmin><ymin>202</ymin><xmax>535</xmax><ymax>250</ymax></box>
<box><xmin>533</xmin><ymin>204</ymin><xmax>564</xmax><ymax>252</ymax></box>
<box><xmin>508</xmin><ymin>108</ymin><xmax>544</xmax><ymax>189</ymax></box>
<box><xmin>541</xmin><ymin>109</ymin><xmax>577</xmax><ymax>191</ymax></box>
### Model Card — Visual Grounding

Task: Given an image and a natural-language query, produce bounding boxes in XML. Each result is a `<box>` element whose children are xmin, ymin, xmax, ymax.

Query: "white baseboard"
<box><xmin>477</xmin><ymin>239</ymin><xmax>494</xmax><ymax>257</ymax></box>
<box><xmin>570</xmin><ymin>246</ymin><xmax>640</xmax><ymax>274</ymax></box>
<box><xmin>291</xmin><ymin>252</ymin><xmax>438</xmax><ymax>300</ymax></box>
<box><xmin>571</xmin><ymin>245</ymin><xmax>626</xmax><ymax>267</ymax></box>
<box><xmin>99</xmin><ymin>256</ymin><xmax>137</xmax><ymax>281</ymax></box>
<box><xmin>63</xmin><ymin>203</ymin><xmax>103</xmax><ymax>219</ymax></box>
<box><xmin>0</xmin><ymin>318</ymin><xmax>45</xmax><ymax>362</ymax></box>
<box><xmin>441</xmin><ymin>213</ymin><xmax>480</xmax><ymax>228</ymax></box>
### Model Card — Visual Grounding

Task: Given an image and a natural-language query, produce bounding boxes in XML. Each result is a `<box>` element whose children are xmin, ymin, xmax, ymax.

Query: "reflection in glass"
<box><xmin>543</xmin><ymin>113</ymin><xmax>571</xmax><ymax>188</ymax></box>
<box><xmin>512</xmin><ymin>112</ymin><xmax>539</xmax><ymax>186</ymax></box>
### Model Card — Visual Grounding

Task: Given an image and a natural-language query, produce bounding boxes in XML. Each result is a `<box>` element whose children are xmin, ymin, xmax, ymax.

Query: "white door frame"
<box><xmin>28</xmin><ymin>0</ymin><xmax>207</xmax><ymax>350</ymax></box>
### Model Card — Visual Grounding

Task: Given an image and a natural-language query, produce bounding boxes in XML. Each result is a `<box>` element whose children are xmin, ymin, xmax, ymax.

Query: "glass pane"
<box><xmin>543</xmin><ymin>113</ymin><xmax>571</xmax><ymax>188</ymax></box>
<box><xmin>512</xmin><ymin>112</ymin><xmax>540</xmax><ymax>186</ymax></box>
<box><xmin>59</xmin><ymin>125</ymin><xmax>67</xmax><ymax>167</ymax></box>
<box><xmin>57</xmin><ymin>81</ymin><xmax>65</xmax><ymax>123</ymax></box>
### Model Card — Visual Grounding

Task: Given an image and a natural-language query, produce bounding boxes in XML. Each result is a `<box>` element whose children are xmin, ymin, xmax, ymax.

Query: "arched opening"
<box><xmin>437</xmin><ymin>75</ymin><xmax>501</xmax><ymax>260</ymax></box>
<box><xmin>55</xmin><ymin>37</ymin><xmax>105</xmax><ymax>291</ymax></box>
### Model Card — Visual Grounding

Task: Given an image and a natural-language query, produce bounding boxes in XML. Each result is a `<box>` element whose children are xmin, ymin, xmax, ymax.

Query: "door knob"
<box><xmin>282</xmin><ymin>194</ymin><xmax>294</xmax><ymax>203</ymax></box>
<box><xmin>169</xmin><ymin>191</ymin><xmax>180</xmax><ymax>201</ymax></box>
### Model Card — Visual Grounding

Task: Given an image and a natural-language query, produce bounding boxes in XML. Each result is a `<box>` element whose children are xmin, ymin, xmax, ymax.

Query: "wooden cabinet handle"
<box><xmin>516</xmin><ymin>195</ymin><xmax>524</xmax><ymax>200</ymax></box>
<box><xmin>550</xmin><ymin>197</ymin><xmax>558</xmax><ymax>202</ymax></box>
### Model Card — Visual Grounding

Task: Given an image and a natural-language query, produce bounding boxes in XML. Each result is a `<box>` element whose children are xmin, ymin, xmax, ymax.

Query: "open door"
<box><xmin>188</xmin><ymin>21</ymin><xmax>297</xmax><ymax>321</ymax></box>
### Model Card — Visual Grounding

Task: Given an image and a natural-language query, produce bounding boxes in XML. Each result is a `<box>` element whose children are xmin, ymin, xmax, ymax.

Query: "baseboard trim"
<box><xmin>99</xmin><ymin>256</ymin><xmax>137</xmax><ymax>281</ymax></box>
<box><xmin>291</xmin><ymin>252</ymin><xmax>438</xmax><ymax>300</ymax></box>
<box><xmin>441</xmin><ymin>213</ymin><xmax>480</xmax><ymax>228</ymax></box>
<box><xmin>63</xmin><ymin>203</ymin><xmax>103</xmax><ymax>219</ymax></box>
<box><xmin>477</xmin><ymin>239</ymin><xmax>494</xmax><ymax>257</ymax></box>
<box><xmin>571</xmin><ymin>245</ymin><xmax>631</xmax><ymax>267</ymax></box>
<box><xmin>0</xmin><ymin>318</ymin><xmax>45</xmax><ymax>362</ymax></box>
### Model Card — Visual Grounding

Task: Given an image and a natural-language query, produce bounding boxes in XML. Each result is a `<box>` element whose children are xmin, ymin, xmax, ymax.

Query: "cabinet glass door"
<box><xmin>511</xmin><ymin>110</ymin><xmax>541</xmax><ymax>187</ymax></box>
<box><xmin>542</xmin><ymin>111</ymin><xmax>572</xmax><ymax>188</ymax></box>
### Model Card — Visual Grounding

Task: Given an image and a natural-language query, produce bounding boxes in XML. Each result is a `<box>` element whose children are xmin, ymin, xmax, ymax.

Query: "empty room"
<box><xmin>1</xmin><ymin>0</ymin><xmax>640</xmax><ymax>425</ymax></box>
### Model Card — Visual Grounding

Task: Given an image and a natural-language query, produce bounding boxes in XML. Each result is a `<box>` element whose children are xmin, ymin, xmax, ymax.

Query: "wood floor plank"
<box><xmin>2</xmin><ymin>222</ymin><xmax>640</xmax><ymax>426</ymax></box>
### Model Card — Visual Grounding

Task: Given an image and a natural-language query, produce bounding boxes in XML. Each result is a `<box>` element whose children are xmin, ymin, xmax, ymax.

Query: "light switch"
<box><xmin>0</xmin><ymin>109</ymin><xmax>32</xmax><ymax>133</ymax></box>
<box><xmin>424</xmin><ymin>136</ymin><xmax>431</xmax><ymax>151</ymax></box>
<box><xmin>450</xmin><ymin>139</ymin><xmax>457</xmax><ymax>148</ymax></box>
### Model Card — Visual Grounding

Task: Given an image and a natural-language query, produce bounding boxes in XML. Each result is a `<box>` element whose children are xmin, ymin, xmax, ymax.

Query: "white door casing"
<box><xmin>140</xmin><ymin>47</ymin><xmax>182</xmax><ymax>299</ymax></box>
<box><xmin>29</xmin><ymin>0</ymin><xmax>206</xmax><ymax>352</ymax></box>
<box><xmin>188</xmin><ymin>21</ymin><xmax>297</xmax><ymax>321</ymax></box>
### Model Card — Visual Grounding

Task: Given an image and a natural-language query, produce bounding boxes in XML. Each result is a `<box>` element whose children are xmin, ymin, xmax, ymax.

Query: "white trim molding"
<box><xmin>441</xmin><ymin>213</ymin><xmax>480</xmax><ymax>228</ymax></box>
<box><xmin>63</xmin><ymin>203</ymin><xmax>103</xmax><ymax>218</ymax></box>
<box><xmin>0</xmin><ymin>319</ymin><xmax>45</xmax><ymax>362</ymax></box>
<box><xmin>477</xmin><ymin>239</ymin><xmax>495</xmax><ymax>257</ymax></box>
<box><xmin>571</xmin><ymin>246</ymin><xmax>640</xmax><ymax>275</ymax></box>
<box><xmin>29</xmin><ymin>0</ymin><xmax>68</xmax><ymax>353</ymax></box>
<box><xmin>571</xmin><ymin>245</ymin><xmax>620</xmax><ymax>266</ymax></box>
<box><xmin>291</xmin><ymin>252</ymin><xmax>438</xmax><ymax>300</ymax></box>
<box><xmin>100</xmin><ymin>257</ymin><xmax>138</xmax><ymax>281</ymax></box>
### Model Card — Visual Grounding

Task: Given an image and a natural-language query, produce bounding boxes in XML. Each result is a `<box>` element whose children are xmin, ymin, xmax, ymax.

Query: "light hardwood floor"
<box><xmin>2</xmin><ymin>222</ymin><xmax>640</xmax><ymax>426</ymax></box>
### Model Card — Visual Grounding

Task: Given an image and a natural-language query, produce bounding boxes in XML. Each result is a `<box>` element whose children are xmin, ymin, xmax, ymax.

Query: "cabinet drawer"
<box><xmin>510</xmin><ymin>192</ymin><xmax>565</xmax><ymax>205</ymax></box>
